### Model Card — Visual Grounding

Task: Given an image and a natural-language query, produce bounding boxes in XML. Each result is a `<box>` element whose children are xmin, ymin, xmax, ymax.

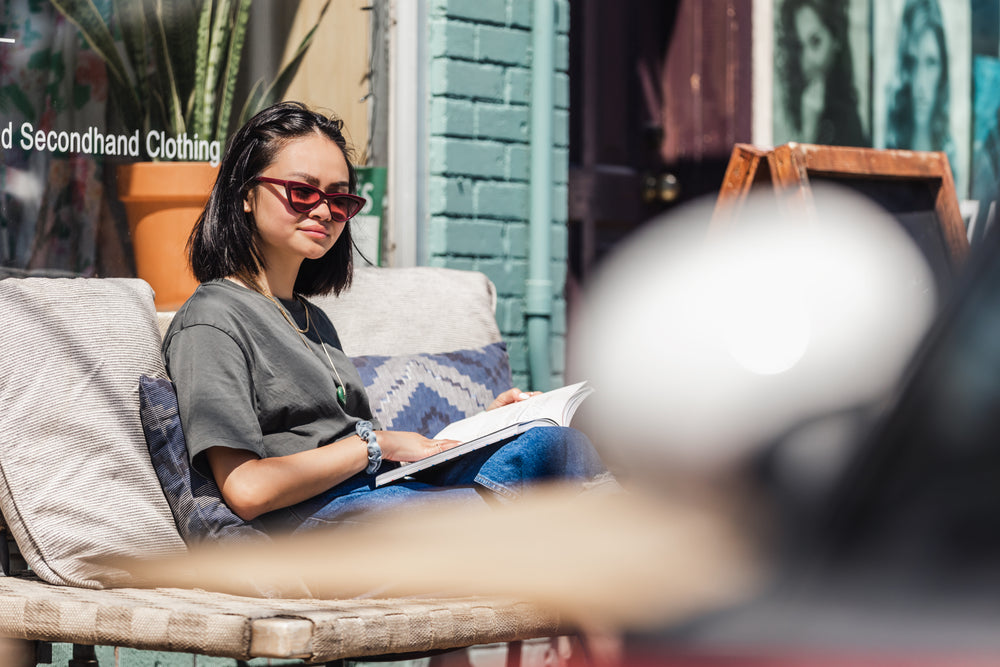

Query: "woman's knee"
<box><xmin>519</xmin><ymin>426</ymin><xmax>606</xmax><ymax>477</ymax></box>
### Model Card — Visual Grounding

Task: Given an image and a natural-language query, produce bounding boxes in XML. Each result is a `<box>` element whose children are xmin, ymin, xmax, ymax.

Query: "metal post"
<box><xmin>527</xmin><ymin>0</ymin><xmax>557</xmax><ymax>391</ymax></box>
<box><xmin>68</xmin><ymin>644</ymin><xmax>99</xmax><ymax>667</ymax></box>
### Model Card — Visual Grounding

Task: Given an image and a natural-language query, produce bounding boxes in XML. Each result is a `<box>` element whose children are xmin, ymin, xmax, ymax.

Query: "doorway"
<box><xmin>567</xmin><ymin>0</ymin><xmax>754</xmax><ymax>284</ymax></box>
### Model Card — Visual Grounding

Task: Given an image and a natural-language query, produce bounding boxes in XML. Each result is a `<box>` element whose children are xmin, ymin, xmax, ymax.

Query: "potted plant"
<box><xmin>52</xmin><ymin>0</ymin><xmax>330</xmax><ymax>309</ymax></box>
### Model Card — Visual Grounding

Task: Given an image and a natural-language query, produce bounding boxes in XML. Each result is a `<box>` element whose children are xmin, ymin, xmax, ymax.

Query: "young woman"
<box><xmin>885</xmin><ymin>0</ymin><xmax>954</xmax><ymax>163</ymax></box>
<box><xmin>164</xmin><ymin>102</ymin><xmax>610</xmax><ymax>533</ymax></box>
<box><xmin>776</xmin><ymin>0</ymin><xmax>868</xmax><ymax>147</ymax></box>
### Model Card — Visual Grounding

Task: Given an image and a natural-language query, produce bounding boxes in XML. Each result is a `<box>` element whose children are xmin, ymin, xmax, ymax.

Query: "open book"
<box><xmin>375</xmin><ymin>381</ymin><xmax>594</xmax><ymax>487</ymax></box>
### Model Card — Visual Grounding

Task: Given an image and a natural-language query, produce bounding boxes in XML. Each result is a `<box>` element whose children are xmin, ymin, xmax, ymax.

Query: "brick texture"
<box><xmin>427</xmin><ymin>0</ymin><xmax>571</xmax><ymax>389</ymax></box>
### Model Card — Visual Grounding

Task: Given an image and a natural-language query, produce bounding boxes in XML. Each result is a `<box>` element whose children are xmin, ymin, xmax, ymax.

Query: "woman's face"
<box><xmin>245</xmin><ymin>132</ymin><xmax>350</xmax><ymax>270</ymax></box>
<box><xmin>795</xmin><ymin>5</ymin><xmax>837</xmax><ymax>83</ymax></box>
<box><xmin>908</xmin><ymin>26</ymin><xmax>943</xmax><ymax>130</ymax></box>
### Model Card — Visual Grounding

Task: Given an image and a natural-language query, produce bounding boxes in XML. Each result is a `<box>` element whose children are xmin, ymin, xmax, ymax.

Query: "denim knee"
<box><xmin>472</xmin><ymin>426</ymin><xmax>608</xmax><ymax>500</ymax></box>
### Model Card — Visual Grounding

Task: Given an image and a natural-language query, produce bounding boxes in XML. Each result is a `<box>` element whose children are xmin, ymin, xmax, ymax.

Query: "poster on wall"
<box><xmin>968</xmin><ymin>0</ymin><xmax>1000</xmax><ymax>245</ymax></box>
<box><xmin>771</xmin><ymin>0</ymin><xmax>872</xmax><ymax>148</ymax></box>
<box><xmin>970</xmin><ymin>56</ymin><xmax>1000</xmax><ymax>244</ymax></box>
<box><xmin>872</xmin><ymin>0</ymin><xmax>971</xmax><ymax>198</ymax></box>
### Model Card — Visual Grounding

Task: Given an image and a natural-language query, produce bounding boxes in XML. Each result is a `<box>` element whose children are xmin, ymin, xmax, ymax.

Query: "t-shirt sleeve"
<box><xmin>165</xmin><ymin>324</ymin><xmax>265</xmax><ymax>480</ymax></box>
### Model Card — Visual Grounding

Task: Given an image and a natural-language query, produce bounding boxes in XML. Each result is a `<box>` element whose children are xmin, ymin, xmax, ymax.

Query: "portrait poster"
<box><xmin>969</xmin><ymin>55</ymin><xmax>1000</xmax><ymax>244</ymax></box>
<box><xmin>872</xmin><ymin>0</ymin><xmax>971</xmax><ymax>198</ymax></box>
<box><xmin>770</xmin><ymin>0</ymin><xmax>871</xmax><ymax>148</ymax></box>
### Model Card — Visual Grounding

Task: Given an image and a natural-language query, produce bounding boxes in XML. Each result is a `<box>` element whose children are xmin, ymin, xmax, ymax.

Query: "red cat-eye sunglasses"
<box><xmin>255</xmin><ymin>177</ymin><xmax>367</xmax><ymax>222</ymax></box>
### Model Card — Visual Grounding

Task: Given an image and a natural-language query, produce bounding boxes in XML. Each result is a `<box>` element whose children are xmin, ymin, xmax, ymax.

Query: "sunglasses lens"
<box><xmin>331</xmin><ymin>195</ymin><xmax>365</xmax><ymax>221</ymax></box>
<box><xmin>287</xmin><ymin>184</ymin><xmax>322</xmax><ymax>213</ymax></box>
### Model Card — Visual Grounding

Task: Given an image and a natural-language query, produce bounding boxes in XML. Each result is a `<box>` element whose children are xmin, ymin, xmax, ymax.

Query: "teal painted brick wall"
<box><xmin>427</xmin><ymin>0</ymin><xmax>571</xmax><ymax>390</ymax></box>
<box><xmin>40</xmin><ymin>642</ymin><xmax>308</xmax><ymax>666</ymax></box>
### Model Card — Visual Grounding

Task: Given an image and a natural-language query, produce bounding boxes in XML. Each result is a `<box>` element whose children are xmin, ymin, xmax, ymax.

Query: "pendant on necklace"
<box><xmin>336</xmin><ymin>385</ymin><xmax>347</xmax><ymax>406</ymax></box>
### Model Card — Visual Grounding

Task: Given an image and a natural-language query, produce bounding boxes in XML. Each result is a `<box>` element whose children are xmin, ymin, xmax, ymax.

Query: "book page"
<box><xmin>376</xmin><ymin>381</ymin><xmax>593</xmax><ymax>487</ymax></box>
<box><xmin>433</xmin><ymin>381</ymin><xmax>591</xmax><ymax>443</ymax></box>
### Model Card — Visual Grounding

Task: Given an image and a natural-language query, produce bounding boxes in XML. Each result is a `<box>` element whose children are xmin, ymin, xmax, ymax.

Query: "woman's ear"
<box><xmin>243</xmin><ymin>191</ymin><xmax>254</xmax><ymax>214</ymax></box>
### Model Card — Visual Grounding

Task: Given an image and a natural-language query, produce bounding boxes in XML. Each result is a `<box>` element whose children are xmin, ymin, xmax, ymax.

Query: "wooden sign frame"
<box><xmin>712</xmin><ymin>143</ymin><xmax>970</xmax><ymax>276</ymax></box>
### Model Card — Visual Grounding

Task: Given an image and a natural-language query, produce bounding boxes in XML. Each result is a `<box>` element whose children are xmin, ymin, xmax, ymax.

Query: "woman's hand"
<box><xmin>487</xmin><ymin>387</ymin><xmax>541</xmax><ymax>411</ymax></box>
<box><xmin>376</xmin><ymin>430</ymin><xmax>460</xmax><ymax>462</ymax></box>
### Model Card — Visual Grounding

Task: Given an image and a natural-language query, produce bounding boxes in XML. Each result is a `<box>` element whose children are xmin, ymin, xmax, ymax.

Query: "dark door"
<box><xmin>568</xmin><ymin>0</ymin><xmax>754</xmax><ymax>284</ymax></box>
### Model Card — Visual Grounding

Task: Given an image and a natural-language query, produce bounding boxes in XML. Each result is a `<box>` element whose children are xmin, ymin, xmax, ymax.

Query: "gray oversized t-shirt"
<box><xmin>163</xmin><ymin>279</ymin><xmax>378</xmax><ymax>480</ymax></box>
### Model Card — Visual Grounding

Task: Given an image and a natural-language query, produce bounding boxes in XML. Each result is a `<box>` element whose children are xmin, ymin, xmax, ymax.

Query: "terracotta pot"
<box><xmin>117</xmin><ymin>162</ymin><xmax>219</xmax><ymax>311</ymax></box>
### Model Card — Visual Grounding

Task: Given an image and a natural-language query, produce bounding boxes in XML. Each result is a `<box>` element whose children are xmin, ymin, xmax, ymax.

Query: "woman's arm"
<box><xmin>210</xmin><ymin>388</ymin><xmax>544</xmax><ymax>519</ymax></box>
<box><xmin>207</xmin><ymin>430</ymin><xmax>460</xmax><ymax>520</ymax></box>
<box><xmin>205</xmin><ymin>436</ymin><xmax>367</xmax><ymax>520</ymax></box>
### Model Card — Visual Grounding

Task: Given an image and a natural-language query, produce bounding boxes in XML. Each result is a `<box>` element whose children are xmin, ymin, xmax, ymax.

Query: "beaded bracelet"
<box><xmin>356</xmin><ymin>420</ymin><xmax>382</xmax><ymax>474</ymax></box>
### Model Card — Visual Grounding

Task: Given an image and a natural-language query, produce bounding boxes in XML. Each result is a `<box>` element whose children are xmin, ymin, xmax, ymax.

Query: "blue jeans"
<box><xmin>261</xmin><ymin>426</ymin><xmax>607</xmax><ymax>534</ymax></box>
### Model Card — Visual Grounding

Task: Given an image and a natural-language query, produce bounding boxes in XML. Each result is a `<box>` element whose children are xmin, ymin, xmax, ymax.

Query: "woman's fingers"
<box><xmin>379</xmin><ymin>431</ymin><xmax>463</xmax><ymax>461</ymax></box>
<box><xmin>434</xmin><ymin>439</ymin><xmax>461</xmax><ymax>453</ymax></box>
<box><xmin>487</xmin><ymin>388</ymin><xmax>541</xmax><ymax>411</ymax></box>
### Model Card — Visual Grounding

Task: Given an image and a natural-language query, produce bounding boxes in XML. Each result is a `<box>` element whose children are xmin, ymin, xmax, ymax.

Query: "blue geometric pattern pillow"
<box><xmin>351</xmin><ymin>342</ymin><xmax>512</xmax><ymax>436</ymax></box>
<box><xmin>138</xmin><ymin>376</ymin><xmax>270</xmax><ymax>545</ymax></box>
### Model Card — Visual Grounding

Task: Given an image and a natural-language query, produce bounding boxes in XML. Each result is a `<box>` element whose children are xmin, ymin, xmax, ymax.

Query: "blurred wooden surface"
<box><xmin>713</xmin><ymin>143</ymin><xmax>970</xmax><ymax>280</ymax></box>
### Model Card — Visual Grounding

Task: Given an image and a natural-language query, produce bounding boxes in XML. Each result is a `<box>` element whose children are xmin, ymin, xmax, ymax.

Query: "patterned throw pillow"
<box><xmin>138</xmin><ymin>376</ymin><xmax>270</xmax><ymax>545</ymax></box>
<box><xmin>351</xmin><ymin>342</ymin><xmax>512</xmax><ymax>435</ymax></box>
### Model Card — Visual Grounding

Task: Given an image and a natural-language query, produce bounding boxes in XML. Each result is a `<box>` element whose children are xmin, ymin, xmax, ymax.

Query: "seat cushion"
<box><xmin>138</xmin><ymin>376</ymin><xmax>270</xmax><ymax>546</ymax></box>
<box><xmin>312</xmin><ymin>267</ymin><xmax>503</xmax><ymax>356</ymax></box>
<box><xmin>352</xmin><ymin>343</ymin><xmax>512</xmax><ymax>435</ymax></box>
<box><xmin>0</xmin><ymin>278</ymin><xmax>187</xmax><ymax>588</ymax></box>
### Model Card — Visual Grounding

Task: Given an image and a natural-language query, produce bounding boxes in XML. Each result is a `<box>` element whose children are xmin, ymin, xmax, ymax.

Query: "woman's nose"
<box><xmin>309</xmin><ymin>200</ymin><xmax>334</xmax><ymax>222</ymax></box>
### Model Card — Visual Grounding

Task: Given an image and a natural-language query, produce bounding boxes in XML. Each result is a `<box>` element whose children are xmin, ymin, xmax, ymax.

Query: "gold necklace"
<box><xmin>258</xmin><ymin>286</ymin><xmax>348</xmax><ymax>407</ymax></box>
<box><xmin>261</xmin><ymin>290</ymin><xmax>310</xmax><ymax>334</ymax></box>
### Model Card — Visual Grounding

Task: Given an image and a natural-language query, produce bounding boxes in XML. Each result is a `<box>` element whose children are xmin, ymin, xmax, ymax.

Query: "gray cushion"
<box><xmin>158</xmin><ymin>267</ymin><xmax>504</xmax><ymax>357</ymax></box>
<box><xmin>312</xmin><ymin>267</ymin><xmax>503</xmax><ymax>356</ymax></box>
<box><xmin>0</xmin><ymin>278</ymin><xmax>187</xmax><ymax>588</ymax></box>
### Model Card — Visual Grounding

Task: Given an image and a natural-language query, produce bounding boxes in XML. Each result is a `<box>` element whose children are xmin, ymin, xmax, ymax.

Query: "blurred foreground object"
<box><xmin>0</xmin><ymin>638</ymin><xmax>35</xmax><ymax>665</ymax></box>
<box><xmin>572</xmin><ymin>185</ymin><xmax>936</xmax><ymax>481</ymax></box>
<box><xmin>623</xmin><ymin>203</ymin><xmax>1000</xmax><ymax>661</ymax></box>
<box><xmin>114</xmin><ymin>484</ymin><xmax>761</xmax><ymax>633</ymax></box>
<box><xmin>629</xmin><ymin>206</ymin><xmax>1000</xmax><ymax>662</ymax></box>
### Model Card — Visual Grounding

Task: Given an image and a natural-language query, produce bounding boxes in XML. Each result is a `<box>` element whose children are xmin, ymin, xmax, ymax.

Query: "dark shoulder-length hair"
<box><xmin>776</xmin><ymin>0</ymin><xmax>861</xmax><ymax>139</ymax></box>
<box><xmin>886</xmin><ymin>0</ymin><xmax>952</xmax><ymax>156</ymax></box>
<box><xmin>188</xmin><ymin>101</ymin><xmax>358</xmax><ymax>297</ymax></box>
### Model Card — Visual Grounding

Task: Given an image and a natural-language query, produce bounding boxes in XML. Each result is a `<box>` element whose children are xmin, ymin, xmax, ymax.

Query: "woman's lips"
<box><xmin>300</xmin><ymin>225</ymin><xmax>329</xmax><ymax>239</ymax></box>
